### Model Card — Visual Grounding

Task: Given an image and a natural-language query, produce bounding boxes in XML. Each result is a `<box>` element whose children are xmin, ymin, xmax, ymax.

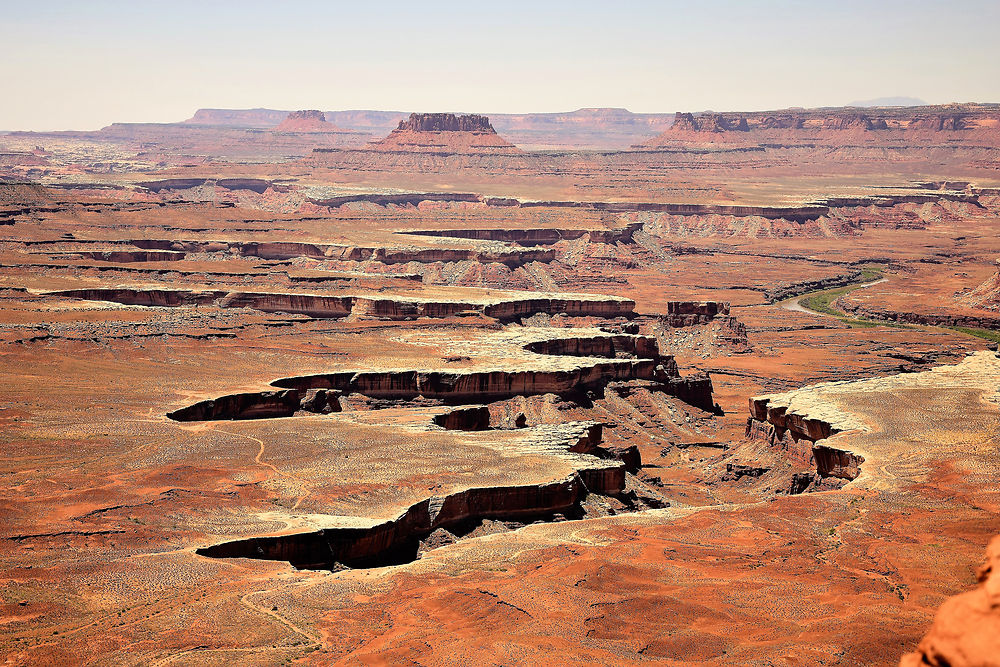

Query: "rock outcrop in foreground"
<box><xmin>901</xmin><ymin>535</ymin><xmax>1000</xmax><ymax>667</ymax></box>
<box><xmin>373</xmin><ymin>112</ymin><xmax>522</xmax><ymax>153</ymax></box>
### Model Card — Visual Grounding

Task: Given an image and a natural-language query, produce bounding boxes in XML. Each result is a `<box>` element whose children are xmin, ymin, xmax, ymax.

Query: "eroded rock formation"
<box><xmin>132</xmin><ymin>236</ymin><xmax>555</xmax><ymax>266</ymax></box>
<box><xmin>958</xmin><ymin>260</ymin><xmax>1000</xmax><ymax>312</ymax></box>
<box><xmin>77</xmin><ymin>250</ymin><xmax>185</xmax><ymax>263</ymax></box>
<box><xmin>660</xmin><ymin>301</ymin><xmax>730</xmax><ymax>327</ymax></box>
<box><xmin>746</xmin><ymin>395</ymin><xmax>864</xmax><ymax>484</ymax></box>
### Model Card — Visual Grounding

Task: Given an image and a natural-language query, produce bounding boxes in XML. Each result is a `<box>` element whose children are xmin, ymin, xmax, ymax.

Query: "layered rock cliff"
<box><xmin>959</xmin><ymin>261</ymin><xmax>1000</xmax><ymax>312</ymax></box>
<box><xmin>398</xmin><ymin>222</ymin><xmax>642</xmax><ymax>246</ymax></box>
<box><xmin>132</xmin><ymin>236</ymin><xmax>555</xmax><ymax>267</ymax></box>
<box><xmin>746</xmin><ymin>395</ymin><xmax>865</xmax><ymax>483</ymax></box>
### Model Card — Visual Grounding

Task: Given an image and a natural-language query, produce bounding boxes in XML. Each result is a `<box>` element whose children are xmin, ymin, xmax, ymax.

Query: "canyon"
<box><xmin>1</xmin><ymin>100</ymin><xmax>999</xmax><ymax>666</ymax></box>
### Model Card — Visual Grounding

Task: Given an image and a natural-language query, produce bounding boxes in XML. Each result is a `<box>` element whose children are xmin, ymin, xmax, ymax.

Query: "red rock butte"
<box><xmin>273</xmin><ymin>109</ymin><xmax>349</xmax><ymax>133</ymax></box>
<box><xmin>372</xmin><ymin>112</ymin><xmax>523</xmax><ymax>153</ymax></box>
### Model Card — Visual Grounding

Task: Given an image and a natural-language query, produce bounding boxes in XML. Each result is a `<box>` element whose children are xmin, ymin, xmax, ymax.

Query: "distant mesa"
<box><xmin>372</xmin><ymin>113</ymin><xmax>522</xmax><ymax>153</ymax></box>
<box><xmin>184</xmin><ymin>107</ymin><xmax>289</xmax><ymax>127</ymax></box>
<box><xmin>638</xmin><ymin>104</ymin><xmax>1000</xmax><ymax>148</ymax></box>
<box><xmin>274</xmin><ymin>110</ymin><xmax>349</xmax><ymax>133</ymax></box>
<box><xmin>848</xmin><ymin>96</ymin><xmax>928</xmax><ymax>108</ymax></box>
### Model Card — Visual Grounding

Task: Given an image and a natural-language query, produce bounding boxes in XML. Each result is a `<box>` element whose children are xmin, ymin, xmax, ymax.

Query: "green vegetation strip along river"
<box><xmin>789</xmin><ymin>269</ymin><xmax>1000</xmax><ymax>343</ymax></box>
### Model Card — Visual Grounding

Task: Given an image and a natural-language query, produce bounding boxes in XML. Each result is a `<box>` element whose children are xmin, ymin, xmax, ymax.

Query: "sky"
<box><xmin>2</xmin><ymin>0</ymin><xmax>999</xmax><ymax>130</ymax></box>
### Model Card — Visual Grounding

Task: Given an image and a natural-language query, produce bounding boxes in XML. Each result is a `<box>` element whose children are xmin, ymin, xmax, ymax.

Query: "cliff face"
<box><xmin>50</xmin><ymin>288</ymin><xmax>222</xmax><ymax>307</ymax></box>
<box><xmin>662</xmin><ymin>111</ymin><xmax>750</xmax><ymax>134</ymax></box>
<box><xmin>822</xmin><ymin>113</ymin><xmax>886</xmax><ymax>130</ymax></box>
<box><xmin>486</xmin><ymin>108</ymin><xmax>674</xmax><ymax>149</ymax></box>
<box><xmin>909</xmin><ymin>114</ymin><xmax>966</xmax><ymax>131</ymax></box>
<box><xmin>746</xmin><ymin>396</ymin><xmax>865</xmax><ymax>482</ymax></box>
<box><xmin>196</xmin><ymin>465</ymin><xmax>621</xmax><ymax>569</ymax></box>
<box><xmin>115</xmin><ymin>236</ymin><xmax>556</xmax><ymax>266</ymax></box>
<box><xmin>272</xmin><ymin>361</ymin><xmax>658</xmax><ymax>402</ymax></box>
<box><xmin>398</xmin><ymin>222</ymin><xmax>642</xmax><ymax>246</ymax></box>
<box><xmin>77</xmin><ymin>250</ymin><xmax>185</xmax><ymax>263</ymax></box>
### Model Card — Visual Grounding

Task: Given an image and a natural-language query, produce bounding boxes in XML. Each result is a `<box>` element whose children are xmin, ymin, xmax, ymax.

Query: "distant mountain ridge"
<box><xmin>639</xmin><ymin>103</ymin><xmax>1000</xmax><ymax>148</ymax></box>
<box><xmin>848</xmin><ymin>96</ymin><xmax>928</xmax><ymax>107</ymax></box>
<box><xmin>183</xmin><ymin>108</ymin><xmax>677</xmax><ymax>149</ymax></box>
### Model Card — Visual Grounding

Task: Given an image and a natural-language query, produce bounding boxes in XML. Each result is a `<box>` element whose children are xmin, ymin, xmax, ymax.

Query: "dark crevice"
<box><xmin>195</xmin><ymin>465</ymin><xmax>657</xmax><ymax>571</ymax></box>
<box><xmin>166</xmin><ymin>333</ymin><xmax>716</xmax><ymax>422</ymax></box>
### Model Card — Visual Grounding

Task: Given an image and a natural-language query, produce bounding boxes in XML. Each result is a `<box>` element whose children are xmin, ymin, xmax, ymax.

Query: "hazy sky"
<box><xmin>2</xmin><ymin>0</ymin><xmax>999</xmax><ymax>130</ymax></box>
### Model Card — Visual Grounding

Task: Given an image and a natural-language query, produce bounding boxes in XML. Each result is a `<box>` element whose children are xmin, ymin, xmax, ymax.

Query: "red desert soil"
<box><xmin>1</xmin><ymin>104</ymin><xmax>1000</xmax><ymax>665</ymax></box>
<box><xmin>901</xmin><ymin>534</ymin><xmax>1000</xmax><ymax>667</ymax></box>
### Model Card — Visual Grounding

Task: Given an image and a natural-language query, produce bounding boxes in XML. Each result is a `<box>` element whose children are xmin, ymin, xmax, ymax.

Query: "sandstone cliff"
<box><xmin>746</xmin><ymin>395</ymin><xmax>865</xmax><ymax>484</ymax></box>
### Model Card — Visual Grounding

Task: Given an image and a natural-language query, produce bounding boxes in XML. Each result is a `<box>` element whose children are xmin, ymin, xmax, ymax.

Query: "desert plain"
<box><xmin>1</xmin><ymin>104</ymin><xmax>1000</xmax><ymax>665</ymax></box>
